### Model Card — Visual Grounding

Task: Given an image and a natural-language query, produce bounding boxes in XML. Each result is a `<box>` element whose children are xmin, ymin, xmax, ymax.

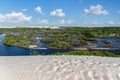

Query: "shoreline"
<box><xmin>2</xmin><ymin>33</ymin><xmax>120</xmax><ymax>51</ymax></box>
<box><xmin>73</xmin><ymin>47</ymin><xmax>120</xmax><ymax>50</ymax></box>
<box><xmin>3</xmin><ymin>43</ymin><xmax>120</xmax><ymax>51</ymax></box>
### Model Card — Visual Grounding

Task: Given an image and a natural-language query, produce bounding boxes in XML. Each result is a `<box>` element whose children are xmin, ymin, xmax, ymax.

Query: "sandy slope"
<box><xmin>0</xmin><ymin>56</ymin><xmax>120</xmax><ymax>80</ymax></box>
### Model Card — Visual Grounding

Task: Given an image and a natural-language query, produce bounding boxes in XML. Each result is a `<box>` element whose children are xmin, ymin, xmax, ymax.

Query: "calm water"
<box><xmin>87</xmin><ymin>37</ymin><xmax>120</xmax><ymax>48</ymax></box>
<box><xmin>0</xmin><ymin>34</ymin><xmax>120</xmax><ymax>56</ymax></box>
<box><xmin>0</xmin><ymin>34</ymin><xmax>72</xmax><ymax>56</ymax></box>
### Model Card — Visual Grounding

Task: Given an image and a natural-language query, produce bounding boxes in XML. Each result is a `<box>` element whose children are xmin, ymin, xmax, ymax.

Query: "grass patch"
<box><xmin>54</xmin><ymin>51</ymin><xmax>120</xmax><ymax>57</ymax></box>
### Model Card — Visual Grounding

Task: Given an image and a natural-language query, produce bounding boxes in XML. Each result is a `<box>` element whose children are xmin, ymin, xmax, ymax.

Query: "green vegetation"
<box><xmin>116</xmin><ymin>40</ymin><xmax>120</xmax><ymax>42</ymax></box>
<box><xmin>83</xmin><ymin>37</ymin><xmax>98</xmax><ymax>43</ymax></box>
<box><xmin>30</xmin><ymin>51</ymin><xmax>40</xmax><ymax>55</ymax></box>
<box><xmin>0</xmin><ymin>27</ymin><xmax>120</xmax><ymax>49</ymax></box>
<box><xmin>3</xmin><ymin>34</ymin><xmax>33</xmax><ymax>48</ymax></box>
<box><xmin>47</xmin><ymin>42</ymin><xmax>72</xmax><ymax>50</ymax></box>
<box><xmin>103</xmin><ymin>40</ymin><xmax>111</xmax><ymax>44</ymax></box>
<box><xmin>30</xmin><ymin>50</ymin><xmax>120</xmax><ymax>57</ymax></box>
<box><xmin>54</xmin><ymin>51</ymin><xmax>120</xmax><ymax>57</ymax></box>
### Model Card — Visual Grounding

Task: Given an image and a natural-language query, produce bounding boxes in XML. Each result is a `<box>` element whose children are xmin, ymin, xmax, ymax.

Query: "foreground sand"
<box><xmin>0</xmin><ymin>56</ymin><xmax>120</xmax><ymax>80</ymax></box>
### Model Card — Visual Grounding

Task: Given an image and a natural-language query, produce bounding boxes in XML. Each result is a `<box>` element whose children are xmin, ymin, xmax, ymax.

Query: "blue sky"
<box><xmin>0</xmin><ymin>0</ymin><xmax>120</xmax><ymax>27</ymax></box>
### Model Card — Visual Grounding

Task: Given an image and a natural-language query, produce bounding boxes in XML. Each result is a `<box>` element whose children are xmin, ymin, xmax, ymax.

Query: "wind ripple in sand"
<box><xmin>0</xmin><ymin>56</ymin><xmax>120</xmax><ymax>80</ymax></box>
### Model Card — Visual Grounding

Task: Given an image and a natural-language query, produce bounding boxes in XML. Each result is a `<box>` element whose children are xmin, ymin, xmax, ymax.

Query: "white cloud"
<box><xmin>60</xmin><ymin>19</ymin><xmax>65</xmax><ymax>24</ymax></box>
<box><xmin>91</xmin><ymin>21</ymin><xmax>98</xmax><ymax>25</ymax></box>
<box><xmin>66</xmin><ymin>19</ymin><xmax>73</xmax><ymax>24</ymax></box>
<box><xmin>108</xmin><ymin>21</ymin><xmax>115</xmax><ymax>25</ymax></box>
<box><xmin>50</xmin><ymin>9</ymin><xmax>65</xmax><ymax>17</ymax></box>
<box><xmin>22</xmin><ymin>9</ymin><xmax>27</xmax><ymax>12</ymax></box>
<box><xmin>84</xmin><ymin>4</ymin><xmax>108</xmax><ymax>16</ymax></box>
<box><xmin>107</xmin><ymin>21</ymin><xmax>120</xmax><ymax>25</ymax></box>
<box><xmin>93</xmin><ymin>21</ymin><xmax>98</xmax><ymax>25</ymax></box>
<box><xmin>35</xmin><ymin>6</ymin><xmax>44</xmax><ymax>14</ymax></box>
<box><xmin>38</xmin><ymin>19</ymin><xmax>48</xmax><ymax>24</ymax></box>
<box><xmin>0</xmin><ymin>12</ymin><xmax>32</xmax><ymax>23</ymax></box>
<box><xmin>60</xmin><ymin>19</ymin><xmax>73</xmax><ymax>24</ymax></box>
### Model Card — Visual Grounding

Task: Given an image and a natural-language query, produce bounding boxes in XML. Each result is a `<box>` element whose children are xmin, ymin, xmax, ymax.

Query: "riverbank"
<box><xmin>0</xmin><ymin>27</ymin><xmax>120</xmax><ymax>55</ymax></box>
<box><xmin>0</xmin><ymin>56</ymin><xmax>120</xmax><ymax>80</ymax></box>
<box><xmin>73</xmin><ymin>46</ymin><xmax>120</xmax><ymax>51</ymax></box>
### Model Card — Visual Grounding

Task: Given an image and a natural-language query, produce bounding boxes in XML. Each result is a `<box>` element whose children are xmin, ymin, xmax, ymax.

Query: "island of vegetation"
<box><xmin>0</xmin><ymin>27</ymin><xmax>120</xmax><ymax>52</ymax></box>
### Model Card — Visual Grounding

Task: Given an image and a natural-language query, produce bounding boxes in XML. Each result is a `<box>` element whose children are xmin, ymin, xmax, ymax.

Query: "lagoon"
<box><xmin>0</xmin><ymin>34</ymin><xmax>120</xmax><ymax>56</ymax></box>
<box><xmin>0</xmin><ymin>34</ymin><xmax>73</xmax><ymax>56</ymax></box>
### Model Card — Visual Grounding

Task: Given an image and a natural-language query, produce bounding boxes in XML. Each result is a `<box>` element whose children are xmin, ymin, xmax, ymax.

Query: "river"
<box><xmin>0</xmin><ymin>34</ymin><xmax>120</xmax><ymax>56</ymax></box>
<box><xmin>0</xmin><ymin>34</ymin><xmax>72</xmax><ymax>56</ymax></box>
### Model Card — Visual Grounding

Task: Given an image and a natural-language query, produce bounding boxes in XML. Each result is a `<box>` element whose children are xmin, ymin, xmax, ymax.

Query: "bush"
<box><xmin>47</xmin><ymin>42</ymin><xmax>71</xmax><ymax>50</ymax></box>
<box><xmin>103</xmin><ymin>40</ymin><xmax>111</xmax><ymax>44</ymax></box>
<box><xmin>54</xmin><ymin>51</ymin><xmax>119</xmax><ymax>57</ymax></box>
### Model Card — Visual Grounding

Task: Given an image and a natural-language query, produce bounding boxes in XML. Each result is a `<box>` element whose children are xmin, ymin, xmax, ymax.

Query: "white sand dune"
<box><xmin>0</xmin><ymin>56</ymin><xmax>120</xmax><ymax>80</ymax></box>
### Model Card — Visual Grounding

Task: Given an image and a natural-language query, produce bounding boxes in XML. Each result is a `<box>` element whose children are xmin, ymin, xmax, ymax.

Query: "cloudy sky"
<box><xmin>0</xmin><ymin>0</ymin><xmax>120</xmax><ymax>27</ymax></box>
